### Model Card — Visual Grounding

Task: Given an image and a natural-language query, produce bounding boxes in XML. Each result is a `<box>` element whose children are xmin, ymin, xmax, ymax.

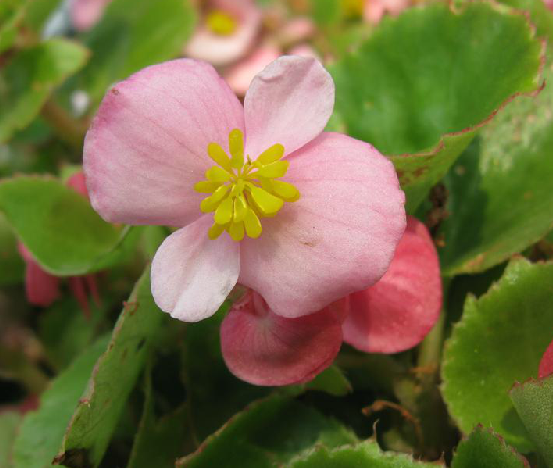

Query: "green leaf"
<box><xmin>0</xmin><ymin>213</ymin><xmax>24</xmax><ymax>285</ymax></box>
<box><xmin>451</xmin><ymin>426</ymin><xmax>528</xmax><ymax>468</ymax></box>
<box><xmin>0</xmin><ymin>175</ymin><xmax>126</xmax><ymax>276</ymax></box>
<box><xmin>12</xmin><ymin>336</ymin><xmax>109</xmax><ymax>468</ymax></box>
<box><xmin>54</xmin><ymin>268</ymin><xmax>166</xmax><ymax>468</ymax></box>
<box><xmin>0</xmin><ymin>39</ymin><xmax>89</xmax><ymax>142</ymax></box>
<box><xmin>177</xmin><ymin>396</ymin><xmax>358</xmax><ymax>468</ymax></box>
<box><xmin>0</xmin><ymin>411</ymin><xmax>21</xmax><ymax>468</ymax></box>
<box><xmin>331</xmin><ymin>2</ymin><xmax>543</xmax><ymax>212</ymax></box>
<box><xmin>76</xmin><ymin>0</ymin><xmax>196</xmax><ymax>106</ymax></box>
<box><xmin>442</xmin><ymin>258</ymin><xmax>553</xmax><ymax>452</ymax></box>
<box><xmin>285</xmin><ymin>365</ymin><xmax>352</xmax><ymax>397</ymax></box>
<box><xmin>438</xmin><ymin>59</ymin><xmax>553</xmax><ymax>275</ymax></box>
<box><xmin>24</xmin><ymin>0</ymin><xmax>63</xmax><ymax>33</ymax></box>
<box><xmin>510</xmin><ymin>375</ymin><xmax>553</xmax><ymax>467</ymax></box>
<box><xmin>285</xmin><ymin>440</ymin><xmax>438</xmax><ymax>468</ymax></box>
<box><xmin>0</xmin><ymin>0</ymin><xmax>26</xmax><ymax>54</ymax></box>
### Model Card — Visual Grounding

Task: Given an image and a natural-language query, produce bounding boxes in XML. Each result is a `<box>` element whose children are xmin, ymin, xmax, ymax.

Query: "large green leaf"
<box><xmin>451</xmin><ymin>427</ymin><xmax>528</xmax><ymax>468</ymax></box>
<box><xmin>0</xmin><ymin>411</ymin><xmax>21</xmax><ymax>468</ymax></box>
<box><xmin>75</xmin><ymin>0</ymin><xmax>196</xmax><ymax>106</ymax></box>
<box><xmin>510</xmin><ymin>375</ymin><xmax>553</xmax><ymax>467</ymax></box>
<box><xmin>285</xmin><ymin>440</ymin><xmax>438</xmax><ymax>468</ymax></box>
<box><xmin>331</xmin><ymin>2</ymin><xmax>543</xmax><ymax>212</ymax></box>
<box><xmin>0</xmin><ymin>39</ymin><xmax>89</xmax><ymax>142</ymax></box>
<box><xmin>177</xmin><ymin>396</ymin><xmax>358</xmax><ymax>468</ymax></box>
<box><xmin>53</xmin><ymin>269</ymin><xmax>166</xmax><ymax>468</ymax></box>
<box><xmin>0</xmin><ymin>175</ymin><xmax>126</xmax><ymax>276</ymax></box>
<box><xmin>0</xmin><ymin>213</ymin><xmax>24</xmax><ymax>285</ymax></box>
<box><xmin>12</xmin><ymin>336</ymin><xmax>109</xmax><ymax>468</ymax></box>
<box><xmin>442</xmin><ymin>259</ymin><xmax>553</xmax><ymax>452</ymax></box>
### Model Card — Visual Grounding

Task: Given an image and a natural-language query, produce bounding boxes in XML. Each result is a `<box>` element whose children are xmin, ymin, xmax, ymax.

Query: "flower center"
<box><xmin>194</xmin><ymin>129</ymin><xmax>300</xmax><ymax>241</ymax></box>
<box><xmin>206</xmin><ymin>10</ymin><xmax>238</xmax><ymax>36</ymax></box>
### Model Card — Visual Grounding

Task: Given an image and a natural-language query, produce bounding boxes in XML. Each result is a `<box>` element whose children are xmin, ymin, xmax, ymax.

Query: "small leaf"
<box><xmin>0</xmin><ymin>0</ymin><xmax>26</xmax><ymax>54</ymax></box>
<box><xmin>332</xmin><ymin>2</ymin><xmax>543</xmax><ymax>212</ymax></box>
<box><xmin>451</xmin><ymin>426</ymin><xmax>529</xmax><ymax>468</ymax></box>
<box><xmin>12</xmin><ymin>336</ymin><xmax>109</xmax><ymax>468</ymax></box>
<box><xmin>54</xmin><ymin>268</ymin><xmax>166</xmax><ymax>468</ymax></box>
<box><xmin>0</xmin><ymin>175</ymin><xmax>125</xmax><ymax>276</ymax></box>
<box><xmin>0</xmin><ymin>39</ymin><xmax>89</xmax><ymax>142</ymax></box>
<box><xmin>442</xmin><ymin>258</ymin><xmax>553</xmax><ymax>451</ymax></box>
<box><xmin>510</xmin><ymin>375</ymin><xmax>553</xmax><ymax>467</ymax></box>
<box><xmin>284</xmin><ymin>365</ymin><xmax>352</xmax><ymax>397</ymax></box>
<box><xmin>285</xmin><ymin>440</ymin><xmax>438</xmax><ymax>468</ymax></box>
<box><xmin>0</xmin><ymin>213</ymin><xmax>24</xmax><ymax>285</ymax></box>
<box><xmin>177</xmin><ymin>396</ymin><xmax>358</xmax><ymax>468</ymax></box>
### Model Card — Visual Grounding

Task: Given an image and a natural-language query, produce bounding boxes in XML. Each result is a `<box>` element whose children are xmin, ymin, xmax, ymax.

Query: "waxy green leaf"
<box><xmin>285</xmin><ymin>440</ymin><xmax>438</xmax><ymax>468</ymax></box>
<box><xmin>510</xmin><ymin>375</ymin><xmax>553</xmax><ymax>467</ymax></box>
<box><xmin>0</xmin><ymin>0</ymin><xmax>26</xmax><ymax>54</ymax></box>
<box><xmin>451</xmin><ymin>427</ymin><xmax>529</xmax><ymax>468</ymax></box>
<box><xmin>0</xmin><ymin>213</ymin><xmax>24</xmax><ymax>285</ymax></box>
<box><xmin>332</xmin><ymin>2</ymin><xmax>543</xmax><ymax>212</ymax></box>
<box><xmin>0</xmin><ymin>175</ymin><xmax>127</xmax><ymax>276</ymax></box>
<box><xmin>442</xmin><ymin>259</ymin><xmax>553</xmax><ymax>451</ymax></box>
<box><xmin>0</xmin><ymin>39</ymin><xmax>89</xmax><ymax>142</ymax></box>
<box><xmin>12</xmin><ymin>336</ymin><xmax>109</xmax><ymax>468</ymax></box>
<box><xmin>54</xmin><ymin>269</ymin><xmax>166</xmax><ymax>468</ymax></box>
<box><xmin>178</xmin><ymin>396</ymin><xmax>358</xmax><ymax>468</ymax></box>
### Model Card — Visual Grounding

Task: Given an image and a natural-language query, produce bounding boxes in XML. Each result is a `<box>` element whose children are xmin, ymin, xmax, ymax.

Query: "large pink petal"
<box><xmin>243</xmin><ymin>56</ymin><xmax>334</xmax><ymax>159</ymax></box>
<box><xmin>84</xmin><ymin>59</ymin><xmax>244</xmax><ymax>226</ymax></box>
<box><xmin>220</xmin><ymin>289</ymin><xmax>344</xmax><ymax>386</ymax></box>
<box><xmin>70</xmin><ymin>0</ymin><xmax>112</xmax><ymax>31</ymax></box>
<box><xmin>151</xmin><ymin>216</ymin><xmax>240</xmax><ymax>322</ymax></box>
<box><xmin>342</xmin><ymin>217</ymin><xmax>442</xmax><ymax>354</ymax></box>
<box><xmin>185</xmin><ymin>0</ymin><xmax>261</xmax><ymax>66</ymax></box>
<box><xmin>539</xmin><ymin>338</ymin><xmax>553</xmax><ymax>379</ymax></box>
<box><xmin>19</xmin><ymin>243</ymin><xmax>61</xmax><ymax>307</ymax></box>
<box><xmin>240</xmin><ymin>132</ymin><xmax>406</xmax><ymax>318</ymax></box>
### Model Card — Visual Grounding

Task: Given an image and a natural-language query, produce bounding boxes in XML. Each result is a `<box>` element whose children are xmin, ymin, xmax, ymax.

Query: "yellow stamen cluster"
<box><xmin>194</xmin><ymin>129</ymin><xmax>300</xmax><ymax>241</ymax></box>
<box><xmin>206</xmin><ymin>10</ymin><xmax>238</xmax><ymax>36</ymax></box>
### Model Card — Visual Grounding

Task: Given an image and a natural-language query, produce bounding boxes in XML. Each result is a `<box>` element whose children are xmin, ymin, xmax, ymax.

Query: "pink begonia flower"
<box><xmin>70</xmin><ymin>0</ymin><xmax>112</xmax><ymax>31</ymax></box>
<box><xmin>18</xmin><ymin>172</ymin><xmax>101</xmax><ymax>317</ymax></box>
<box><xmin>539</xmin><ymin>339</ymin><xmax>553</xmax><ymax>379</ymax></box>
<box><xmin>84</xmin><ymin>55</ymin><xmax>406</xmax><ymax>323</ymax></box>
<box><xmin>220</xmin><ymin>288</ymin><xmax>346</xmax><ymax>385</ymax></box>
<box><xmin>544</xmin><ymin>0</ymin><xmax>553</xmax><ymax>10</ymax></box>
<box><xmin>342</xmin><ymin>216</ymin><xmax>441</xmax><ymax>354</ymax></box>
<box><xmin>363</xmin><ymin>0</ymin><xmax>409</xmax><ymax>24</ymax></box>
<box><xmin>185</xmin><ymin>0</ymin><xmax>262</xmax><ymax>66</ymax></box>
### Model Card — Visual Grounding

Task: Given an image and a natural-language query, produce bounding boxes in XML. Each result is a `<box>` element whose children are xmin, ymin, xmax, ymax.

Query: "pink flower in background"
<box><xmin>70</xmin><ymin>0</ymin><xmax>112</xmax><ymax>31</ymax></box>
<box><xmin>363</xmin><ymin>0</ymin><xmax>409</xmax><ymax>24</ymax></box>
<box><xmin>539</xmin><ymin>339</ymin><xmax>553</xmax><ymax>378</ymax></box>
<box><xmin>342</xmin><ymin>216</ymin><xmax>441</xmax><ymax>353</ymax></box>
<box><xmin>544</xmin><ymin>0</ymin><xmax>553</xmax><ymax>10</ymax></box>
<box><xmin>18</xmin><ymin>172</ymin><xmax>101</xmax><ymax>317</ymax></box>
<box><xmin>84</xmin><ymin>55</ymin><xmax>406</xmax><ymax>323</ymax></box>
<box><xmin>185</xmin><ymin>0</ymin><xmax>262</xmax><ymax>66</ymax></box>
<box><xmin>220</xmin><ymin>288</ymin><xmax>346</xmax><ymax>385</ymax></box>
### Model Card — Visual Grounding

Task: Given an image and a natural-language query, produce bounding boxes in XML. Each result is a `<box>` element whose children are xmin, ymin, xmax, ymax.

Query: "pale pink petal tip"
<box><xmin>244</xmin><ymin>55</ymin><xmax>335</xmax><ymax>158</ymax></box>
<box><xmin>225</xmin><ymin>44</ymin><xmax>282</xmax><ymax>96</ymax></box>
<box><xmin>185</xmin><ymin>0</ymin><xmax>262</xmax><ymax>66</ymax></box>
<box><xmin>70</xmin><ymin>0</ymin><xmax>112</xmax><ymax>31</ymax></box>
<box><xmin>342</xmin><ymin>216</ymin><xmax>441</xmax><ymax>354</ymax></box>
<box><xmin>239</xmin><ymin>133</ymin><xmax>406</xmax><ymax>318</ymax></box>
<box><xmin>18</xmin><ymin>243</ymin><xmax>60</xmax><ymax>307</ymax></box>
<box><xmin>539</xmin><ymin>339</ymin><xmax>553</xmax><ymax>379</ymax></box>
<box><xmin>221</xmin><ymin>289</ymin><xmax>344</xmax><ymax>386</ymax></box>
<box><xmin>151</xmin><ymin>216</ymin><xmax>240</xmax><ymax>323</ymax></box>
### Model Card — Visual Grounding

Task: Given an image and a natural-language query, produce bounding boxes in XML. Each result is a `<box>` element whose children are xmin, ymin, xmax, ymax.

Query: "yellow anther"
<box><xmin>195</xmin><ymin>129</ymin><xmax>300</xmax><ymax>241</ymax></box>
<box><xmin>206</xmin><ymin>10</ymin><xmax>237</xmax><ymax>36</ymax></box>
<box><xmin>228</xmin><ymin>222</ymin><xmax>245</xmax><ymax>241</ymax></box>
<box><xmin>256</xmin><ymin>143</ymin><xmax>284</xmax><ymax>166</ymax></box>
<box><xmin>208</xmin><ymin>222</ymin><xmax>225</xmax><ymax>240</ymax></box>
<box><xmin>229</xmin><ymin>129</ymin><xmax>245</xmax><ymax>169</ymax></box>
<box><xmin>214</xmin><ymin>197</ymin><xmax>234</xmax><ymax>225</ymax></box>
<box><xmin>256</xmin><ymin>160</ymin><xmax>289</xmax><ymax>179</ymax></box>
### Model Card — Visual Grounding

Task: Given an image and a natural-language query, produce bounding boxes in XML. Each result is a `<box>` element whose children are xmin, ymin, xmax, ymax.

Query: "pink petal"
<box><xmin>70</xmin><ymin>0</ymin><xmax>112</xmax><ymax>31</ymax></box>
<box><xmin>220</xmin><ymin>289</ymin><xmax>344</xmax><ymax>386</ymax></box>
<box><xmin>363</xmin><ymin>0</ymin><xmax>385</xmax><ymax>24</ymax></box>
<box><xmin>225</xmin><ymin>44</ymin><xmax>282</xmax><ymax>96</ymax></box>
<box><xmin>18</xmin><ymin>243</ymin><xmax>60</xmax><ymax>307</ymax></box>
<box><xmin>240</xmin><ymin>132</ymin><xmax>406</xmax><ymax>318</ymax></box>
<box><xmin>185</xmin><ymin>0</ymin><xmax>261</xmax><ymax>66</ymax></box>
<box><xmin>68</xmin><ymin>276</ymin><xmax>91</xmax><ymax>319</ymax></box>
<box><xmin>288</xmin><ymin>44</ymin><xmax>320</xmax><ymax>60</ymax></box>
<box><xmin>84</xmin><ymin>59</ymin><xmax>244</xmax><ymax>226</ymax></box>
<box><xmin>66</xmin><ymin>171</ymin><xmax>89</xmax><ymax>199</ymax></box>
<box><xmin>342</xmin><ymin>216</ymin><xmax>442</xmax><ymax>354</ymax></box>
<box><xmin>151</xmin><ymin>216</ymin><xmax>240</xmax><ymax>322</ymax></box>
<box><xmin>539</xmin><ymin>339</ymin><xmax>553</xmax><ymax>378</ymax></box>
<box><xmin>244</xmin><ymin>56</ymin><xmax>334</xmax><ymax>159</ymax></box>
